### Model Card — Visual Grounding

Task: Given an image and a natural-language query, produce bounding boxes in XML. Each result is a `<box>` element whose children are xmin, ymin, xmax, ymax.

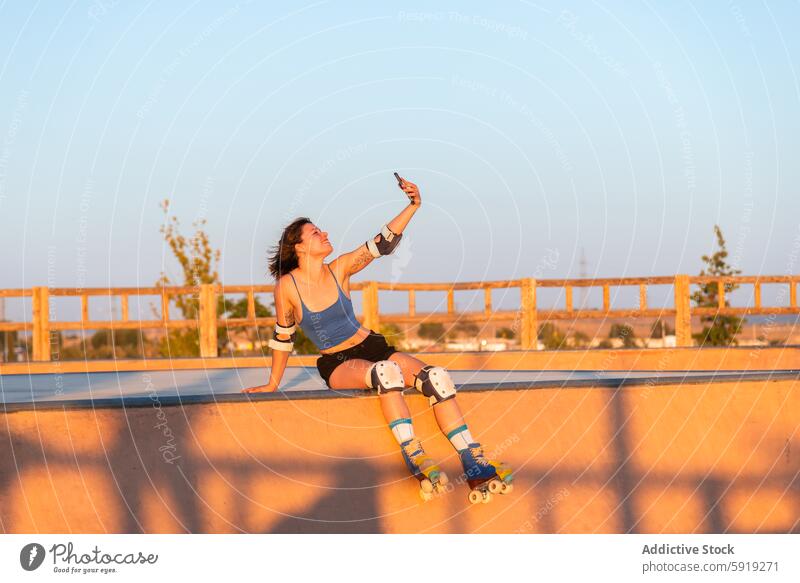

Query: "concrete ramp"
<box><xmin>1</xmin><ymin>374</ymin><xmax>798</xmax><ymax>533</ymax></box>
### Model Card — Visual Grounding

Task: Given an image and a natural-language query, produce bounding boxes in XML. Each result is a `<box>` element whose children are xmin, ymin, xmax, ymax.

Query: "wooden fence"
<box><xmin>0</xmin><ymin>275</ymin><xmax>797</xmax><ymax>361</ymax></box>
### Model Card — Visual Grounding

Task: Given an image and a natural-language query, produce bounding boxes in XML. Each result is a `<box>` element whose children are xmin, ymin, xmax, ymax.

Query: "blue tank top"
<box><xmin>289</xmin><ymin>264</ymin><xmax>361</xmax><ymax>351</ymax></box>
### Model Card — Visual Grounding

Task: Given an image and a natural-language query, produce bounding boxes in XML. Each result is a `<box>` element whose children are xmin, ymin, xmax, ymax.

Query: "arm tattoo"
<box><xmin>350</xmin><ymin>245</ymin><xmax>375</xmax><ymax>272</ymax></box>
<box><xmin>282</xmin><ymin>306</ymin><xmax>295</xmax><ymax>326</ymax></box>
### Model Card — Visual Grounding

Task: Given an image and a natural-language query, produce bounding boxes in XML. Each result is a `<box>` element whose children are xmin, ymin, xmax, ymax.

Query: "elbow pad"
<box><xmin>268</xmin><ymin>323</ymin><xmax>296</xmax><ymax>352</ymax></box>
<box><xmin>366</xmin><ymin>224</ymin><xmax>402</xmax><ymax>258</ymax></box>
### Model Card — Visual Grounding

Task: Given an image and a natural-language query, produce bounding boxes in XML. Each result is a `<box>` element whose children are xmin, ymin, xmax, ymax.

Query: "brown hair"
<box><xmin>267</xmin><ymin>217</ymin><xmax>312</xmax><ymax>280</ymax></box>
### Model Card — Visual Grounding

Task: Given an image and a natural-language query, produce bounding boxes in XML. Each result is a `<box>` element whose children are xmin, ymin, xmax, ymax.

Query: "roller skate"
<box><xmin>459</xmin><ymin>442</ymin><xmax>514</xmax><ymax>504</ymax></box>
<box><xmin>400</xmin><ymin>438</ymin><xmax>449</xmax><ymax>501</ymax></box>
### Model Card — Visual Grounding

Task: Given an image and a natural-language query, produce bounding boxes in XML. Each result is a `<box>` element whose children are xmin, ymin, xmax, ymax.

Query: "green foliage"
<box><xmin>220</xmin><ymin>295</ymin><xmax>271</xmax><ymax>319</ymax></box>
<box><xmin>156</xmin><ymin>199</ymin><xmax>281</xmax><ymax>357</ymax></box>
<box><xmin>155</xmin><ymin>199</ymin><xmax>223</xmax><ymax>357</ymax></box>
<box><xmin>156</xmin><ymin>199</ymin><xmax>221</xmax><ymax>320</ymax></box>
<box><xmin>218</xmin><ymin>295</ymin><xmax>275</xmax><ymax>355</ymax></box>
<box><xmin>91</xmin><ymin>329</ymin><xmax>141</xmax><ymax>350</ymax></box>
<box><xmin>379</xmin><ymin>323</ymin><xmax>405</xmax><ymax>343</ymax></box>
<box><xmin>571</xmin><ymin>330</ymin><xmax>590</xmax><ymax>347</ymax></box>
<box><xmin>495</xmin><ymin>326</ymin><xmax>515</xmax><ymax>340</ymax></box>
<box><xmin>690</xmin><ymin>225</ymin><xmax>745</xmax><ymax>346</ymax></box>
<box><xmin>292</xmin><ymin>327</ymin><xmax>318</xmax><ymax>355</ymax></box>
<box><xmin>90</xmin><ymin>329</ymin><xmax>143</xmax><ymax>358</ymax></box>
<box><xmin>608</xmin><ymin>323</ymin><xmax>637</xmax><ymax>347</ymax></box>
<box><xmin>158</xmin><ymin>329</ymin><xmax>200</xmax><ymax>358</ymax></box>
<box><xmin>538</xmin><ymin>322</ymin><xmax>567</xmax><ymax>350</ymax></box>
<box><xmin>451</xmin><ymin>321</ymin><xmax>479</xmax><ymax>338</ymax></box>
<box><xmin>418</xmin><ymin>322</ymin><xmax>445</xmax><ymax>341</ymax></box>
<box><xmin>650</xmin><ymin>318</ymin><xmax>675</xmax><ymax>338</ymax></box>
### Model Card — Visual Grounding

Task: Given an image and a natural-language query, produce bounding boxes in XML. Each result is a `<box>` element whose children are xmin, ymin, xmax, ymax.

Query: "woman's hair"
<box><xmin>267</xmin><ymin>217</ymin><xmax>311</xmax><ymax>279</ymax></box>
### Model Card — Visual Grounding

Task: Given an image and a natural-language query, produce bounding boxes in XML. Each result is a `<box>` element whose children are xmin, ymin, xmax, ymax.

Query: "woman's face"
<box><xmin>299</xmin><ymin>223</ymin><xmax>333</xmax><ymax>257</ymax></box>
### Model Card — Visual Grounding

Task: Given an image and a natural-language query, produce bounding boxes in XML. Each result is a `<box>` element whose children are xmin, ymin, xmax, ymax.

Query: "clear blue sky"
<box><xmin>1</xmin><ymin>1</ymin><xmax>798</xmax><ymax>316</ymax></box>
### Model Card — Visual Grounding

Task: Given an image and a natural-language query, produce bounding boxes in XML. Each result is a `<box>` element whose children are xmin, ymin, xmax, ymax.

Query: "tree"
<box><xmin>290</xmin><ymin>328</ymin><xmax>318</xmax><ymax>355</ymax></box>
<box><xmin>218</xmin><ymin>295</ymin><xmax>273</xmax><ymax>355</ymax></box>
<box><xmin>451</xmin><ymin>321</ymin><xmax>479</xmax><ymax>339</ymax></box>
<box><xmin>89</xmin><ymin>329</ymin><xmax>143</xmax><ymax>358</ymax></box>
<box><xmin>417</xmin><ymin>322</ymin><xmax>445</xmax><ymax>342</ymax></box>
<box><xmin>155</xmin><ymin>199</ymin><xmax>222</xmax><ymax>357</ymax></box>
<box><xmin>609</xmin><ymin>323</ymin><xmax>637</xmax><ymax>348</ymax></box>
<box><xmin>571</xmin><ymin>330</ymin><xmax>590</xmax><ymax>347</ymax></box>
<box><xmin>538</xmin><ymin>322</ymin><xmax>567</xmax><ymax>350</ymax></box>
<box><xmin>691</xmin><ymin>225</ymin><xmax>745</xmax><ymax>346</ymax></box>
<box><xmin>496</xmin><ymin>326</ymin><xmax>515</xmax><ymax>340</ymax></box>
<box><xmin>379</xmin><ymin>323</ymin><xmax>405</xmax><ymax>343</ymax></box>
<box><xmin>650</xmin><ymin>318</ymin><xmax>675</xmax><ymax>338</ymax></box>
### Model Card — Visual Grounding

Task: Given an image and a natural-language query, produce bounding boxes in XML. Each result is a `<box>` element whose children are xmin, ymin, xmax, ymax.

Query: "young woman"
<box><xmin>242</xmin><ymin>176</ymin><xmax>513</xmax><ymax>503</ymax></box>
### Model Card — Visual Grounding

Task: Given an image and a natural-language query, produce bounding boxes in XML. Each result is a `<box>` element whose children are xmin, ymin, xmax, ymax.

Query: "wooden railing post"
<box><xmin>199</xmin><ymin>284</ymin><xmax>218</xmax><ymax>358</ymax></box>
<box><xmin>246</xmin><ymin>290</ymin><xmax>256</xmax><ymax>320</ymax></box>
<box><xmin>520</xmin><ymin>278</ymin><xmax>538</xmax><ymax>350</ymax></box>
<box><xmin>81</xmin><ymin>294</ymin><xmax>89</xmax><ymax>324</ymax></box>
<box><xmin>32</xmin><ymin>286</ymin><xmax>51</xmax><ymax>361</ymax></box>
<box><xmin>674</xmin><ymin>274</ymin><xmax>692</xmax><ymax>347</ymax></box>
<box><xmin>754</xmin><ymin>280</ymin><xmax>762</xmax><ymax>309</ymax></box>
<box><xmin>362</xmin><ymin>282</ymin><xmax>380</xmax><ymax>331</ymax></box>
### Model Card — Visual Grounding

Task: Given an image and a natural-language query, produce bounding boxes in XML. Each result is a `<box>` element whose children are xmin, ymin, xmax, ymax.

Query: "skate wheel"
<box><xmin>501</xmin><ymin>482</ymin><xmax>513</xmax><ymax>494</ymax></box>
<box><xmin>488</xmin><ymin>479</ymin><xmax>503</xmax><ymax>494</ymax></box>
<box><xmin>468</xmin><ymin>490</ymin><xmax>483</xmax><ymax>505</ymax></box>
<box><xmin>419</xmin><ymin>478</ymin><xmax>434</xmax><ymax>494</ymax></box>
<box><xmin>419</xmin><ymin>489</ymin><xmax>434</xmax><ymax>502</ymax></box>
<box><xmin>433</xmin><ymin>473</ymin><xmax>450</xmax><ymax>494</ymax></box>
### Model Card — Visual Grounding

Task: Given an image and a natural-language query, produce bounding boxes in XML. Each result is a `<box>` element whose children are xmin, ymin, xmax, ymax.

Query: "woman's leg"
<box><xmin>388</xmin><ymin>352</ymin><xmax>471</xmax><ymax>441</ymax></box>
<box><xmin>389</xmin><ymin>352</ymin><xmax>513</xmax><ymax>495</ymax></box>
<box><xmin>327</xmin><ymin>358</ymin><xmax>412</xmax><ymax>434</ymax></box>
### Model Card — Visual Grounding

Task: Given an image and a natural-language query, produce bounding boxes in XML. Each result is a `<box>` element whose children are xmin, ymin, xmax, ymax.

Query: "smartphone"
<box><xmin>394</xmin><ymin>172</ymin><xmax>416</xmax><ymax>204</ymax></box>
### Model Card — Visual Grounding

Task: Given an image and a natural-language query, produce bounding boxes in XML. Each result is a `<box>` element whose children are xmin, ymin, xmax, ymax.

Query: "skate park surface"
<box><xmin>1</xmin><ymin>346</ymin><xmax>798</xmax><ymax>533</ymax></box>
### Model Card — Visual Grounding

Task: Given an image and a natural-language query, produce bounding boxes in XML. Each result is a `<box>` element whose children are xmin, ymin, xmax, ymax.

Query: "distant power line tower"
<box><xmin>579</xmin><ymin>247</ymin><xmax>588</xmax><ymax>308</ymax></box>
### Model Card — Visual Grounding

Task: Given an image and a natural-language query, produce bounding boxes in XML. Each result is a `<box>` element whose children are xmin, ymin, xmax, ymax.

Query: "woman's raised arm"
<box><xmin>332</xmin><ymin>177</ymin><xmax>421</xmax><ymax>277</ymax></box>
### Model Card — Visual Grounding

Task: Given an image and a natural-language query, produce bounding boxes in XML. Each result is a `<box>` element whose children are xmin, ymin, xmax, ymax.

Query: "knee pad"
<box><xmin>413</xmin><ymin>365</ymin><xmax>457</xmax><ymax>405</ymax></box>
<box><xmin>365</xmin><ymin>360</ymin><xmax>405</xmax><ymax>394</ymax></box>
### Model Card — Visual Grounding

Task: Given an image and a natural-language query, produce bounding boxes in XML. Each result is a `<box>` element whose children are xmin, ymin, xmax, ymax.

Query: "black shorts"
<box><xmin>316</xmin><ymin>329</ymin><xmax>398</xmax><ymax>389</ymax></box>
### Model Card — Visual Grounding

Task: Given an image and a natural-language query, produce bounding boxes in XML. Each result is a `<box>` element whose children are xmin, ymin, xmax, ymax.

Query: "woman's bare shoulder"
<box><xmin>275</xmin><ymin>273</ymin><xmax>298</xmax><ymax>303</ymax></box>
<box><xmin>327</xmin><ymin>260</ymin><xmax>350</xmax><ymax>284</ymax></box>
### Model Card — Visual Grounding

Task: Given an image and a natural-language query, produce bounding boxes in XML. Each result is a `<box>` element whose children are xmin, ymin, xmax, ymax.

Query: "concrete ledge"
<box><xmin>3</xmin><ymin>369</ymin><xmax>799</xmax><ymax>413</ymax></box>
<box><xmin>2</xmin><ymin>345</ymin><xmax>799</xmax><ymax>376</ymax></box>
